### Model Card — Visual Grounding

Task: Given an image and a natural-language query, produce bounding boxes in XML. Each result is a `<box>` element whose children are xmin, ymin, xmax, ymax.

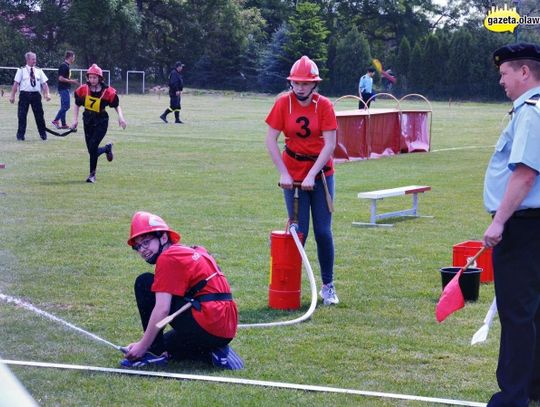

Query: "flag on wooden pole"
<box><xmin>436</xmin><ymin>270</ymin><xmax>465</xmax><ymax>322</ymax></box>
<box><xmin>435</xmin><ymin>246</ymin><xmax>487</xmax><ymax>323</ymax></box>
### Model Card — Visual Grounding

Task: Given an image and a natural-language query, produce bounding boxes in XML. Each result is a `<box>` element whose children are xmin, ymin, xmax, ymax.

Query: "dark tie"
<box><xmin>30</xmin><ymin>67</ymin><xmax>36</xmax><ymax>87</ymax></box>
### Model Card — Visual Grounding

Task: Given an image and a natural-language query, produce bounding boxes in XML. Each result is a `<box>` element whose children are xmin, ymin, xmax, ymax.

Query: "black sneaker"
<box><xmin>175</xmin><ymin>120</ymin><xmax>184</xmax><ymax>124</ymax></box>
<box><xmin>105</xmin><ymin>143</ymin><xmax>114</xmax><ymax>162</ymax></box>
<box><xmin>86</xmin><ymin>173</ymin><xmax>96</xmax><ymax>183</ymax></box>
<box><xmin>40</xmin><ymin>134</ymin><xmax>47</xmax><ymax>141</ymax></box>
<box><xmin>160</xmin><ymin>114</ymin><xmax>168</xmax><ymax>123</ymax></box>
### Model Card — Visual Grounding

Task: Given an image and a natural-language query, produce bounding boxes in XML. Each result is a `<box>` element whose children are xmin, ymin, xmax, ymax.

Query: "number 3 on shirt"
<box><xmin>296</xmin><ymin>116</ymin><xmax>311</xmax><ymax>138</ymax></box>
<box><xmin>84</xmin><ymin>95</ymin><xmax>101</xmax><ymax>112</ymax></box>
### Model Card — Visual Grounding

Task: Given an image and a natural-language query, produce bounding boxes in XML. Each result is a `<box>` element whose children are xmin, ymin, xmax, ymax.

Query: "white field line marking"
<box><xmin>431</xmin><ymin>145</ymin><xmax>494</xmax><ymax>152</ymax></box>
<box><xmin>3</xmin><ymin>360</ymin><xmax>487</xmax><ymax>407</ymax></box>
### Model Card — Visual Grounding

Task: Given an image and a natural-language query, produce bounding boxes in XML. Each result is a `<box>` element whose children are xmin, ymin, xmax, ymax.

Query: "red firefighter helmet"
<box><xmin>86</xmin><ymin>63</ymin><xmax>103</xmax><ymax>78</ymax></box>
<box><xmin>127</xmin><ymin>211</ymin><xmax>181</xmax><ymax>246</ymax></box>
<box><xmin>287</xmin><ymin>56</ymin><xmax>322</xmax><ymax>82</ymax></box>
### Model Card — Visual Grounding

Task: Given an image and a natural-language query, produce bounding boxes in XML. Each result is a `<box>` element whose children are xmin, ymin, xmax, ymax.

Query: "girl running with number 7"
<box><xmin>72</xmin><ymin>64</ymin><xmax>127</xmax><ymax>183</ymax></box>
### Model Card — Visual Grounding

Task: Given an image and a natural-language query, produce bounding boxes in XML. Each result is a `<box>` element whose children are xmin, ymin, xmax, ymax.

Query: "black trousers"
<box><xmin>168</xmin><ymin>94</ymin><xmax>181</xmax><ymax>111</ymax></box>
<box><xmin>488</xmin><ymin>216</ymin><xmax>540</xmax><ymax>407</ymax></box>
<box><xmin>359</xmin><ymin>91</ymin><xmax>374</xmax><ymax>108</ymax></box>
<box><xmin>83</xmin><ymin>111</ymin><xmax>109</xmax><ymax>174</ymax></box>
<box><xmin>17</xmin><ymin>91</ymin><xmax>46</xmax><ymax>140</ymax></box>
<box><xmin>133</xmin><ymin>273</ymin><xmax>230</xmax><ymax>361</ymax></box>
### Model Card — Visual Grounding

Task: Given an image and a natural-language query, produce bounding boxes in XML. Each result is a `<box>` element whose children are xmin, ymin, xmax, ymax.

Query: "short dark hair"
<box><xmin>65</xmin><ymin>50</ymin><xmax>75</xmax><ymax>59</ymax></box>
<box><xmin>507</xmin><ymin>59</ymin><xmax>540</xmax><ymax>81</ymax></box>
<box><xmin>367</xmin><ymin>68</ymin><xmax>376</xmax><ymax>73</ymax></box>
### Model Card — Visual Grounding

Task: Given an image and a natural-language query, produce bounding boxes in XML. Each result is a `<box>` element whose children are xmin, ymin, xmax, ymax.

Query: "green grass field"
<box><xmin>0</xmin><ymin>90</ymin><xmax>510</xmax><ymax>406</ymax></box>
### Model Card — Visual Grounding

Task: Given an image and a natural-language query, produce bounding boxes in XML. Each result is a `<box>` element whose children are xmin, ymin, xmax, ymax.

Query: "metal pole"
<box><xmin>513</xmin><ymin>0</ymin><xmax>521</xmax><ymax>42</ymax></box>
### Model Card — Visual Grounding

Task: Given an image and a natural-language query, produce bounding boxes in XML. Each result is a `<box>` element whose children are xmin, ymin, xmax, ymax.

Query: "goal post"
<box><xmin>126</xmin><ymin>70</ymin><xmax>145</xmax><ymax>94</ymax></box>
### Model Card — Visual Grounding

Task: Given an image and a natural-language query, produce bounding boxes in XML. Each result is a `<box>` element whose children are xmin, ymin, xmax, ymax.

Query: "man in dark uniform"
<box><xmin>160</xmin><ymin>61</ymin><xmax>184</xmax><ymax>124</ymax></box>
<box><xmin>483</xmin><ymin>42</ymin><xmax>540</xmax><ymax>407</ymax></box>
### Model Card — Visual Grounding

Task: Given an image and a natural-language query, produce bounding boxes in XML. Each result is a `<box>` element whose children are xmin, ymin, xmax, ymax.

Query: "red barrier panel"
<box><xmin>334</xmin><ymin>107</ymin><xmax>431</xmax><ymax>162</ymax></box>
<box><xmin>400</xmin><ymin>111</ymin><xmax>431</xmax><ymax>153</ymax></box>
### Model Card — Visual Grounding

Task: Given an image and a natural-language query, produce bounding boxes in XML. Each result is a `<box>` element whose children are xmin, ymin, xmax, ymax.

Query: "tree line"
<box><xmin>1</xmin><ymin>0</ymin><xmax>539</xmax><ymax>100</ymax></box>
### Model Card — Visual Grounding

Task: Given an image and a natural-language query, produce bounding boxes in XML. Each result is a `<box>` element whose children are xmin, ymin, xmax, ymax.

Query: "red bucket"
<box><xmin>453</xmin><ymin>241</ymin><xmax>493</xmax><ymax>283</ymax></box>
<box><xmin>268</xmin><ymin>230</ymin><xmax>303</xmax><ymax>310</ymax></box>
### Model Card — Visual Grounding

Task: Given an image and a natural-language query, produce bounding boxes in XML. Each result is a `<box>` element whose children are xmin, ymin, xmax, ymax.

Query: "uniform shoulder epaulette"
<box><xmin>525</xmin><ymin>94</ymin><xmax>540</xmax><ymax>106</ymax></box>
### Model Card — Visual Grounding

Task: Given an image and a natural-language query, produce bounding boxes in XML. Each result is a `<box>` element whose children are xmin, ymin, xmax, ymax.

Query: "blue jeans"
<box><xmin>54</xmin><ymin>89</ymin><xmax>70</xmax><ymax>124</ymax></box>
<box><xmin>283</xmin><ymin>175</ymin><xmax>334</xmax><ymax>285</ymax></box>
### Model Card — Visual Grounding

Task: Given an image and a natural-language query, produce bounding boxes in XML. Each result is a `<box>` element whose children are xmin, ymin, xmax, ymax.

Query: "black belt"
<box><xmin>512</xmin><ymin>208</ymin><xmax>540</xmax><ymax>219</ymax></box>
<box><xmin>184</xmin><ymin>293</ymin><xmax>233</xmax><ymax>311</ymax></box>
<box><xmin>285</xmin><ymin>146</ymin><xmax>318</xmax><ymax>161</ymax></box>
<box><xmin>284</xmin><ymin>146</ymin><xmax>331</xmax><ymax>174</ymax></box>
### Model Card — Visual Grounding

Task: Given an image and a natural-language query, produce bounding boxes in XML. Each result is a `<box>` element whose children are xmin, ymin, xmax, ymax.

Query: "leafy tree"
<box><xmin>244</xmin><ymin>0</ymin><xmax>295</xmax><ymax>37</ymax></box>
<box><xmin>325</xmin><ymin>34</ymin><xmax>337</xmax><ymax>91</ymax></box>
<box><xmin>395</xmin><ymin>36</ymin><xmax>411</xmax><ymax>92</ymax></box>
<box><xmin>336</xmin><ymin>0</ymin><xmax>436</xmax><ymax>54</ymax></box>
<box><xmin>66</xmin><ymin>0</ymin><xmax>141</xmax><ymax>76</ymax></box>
<box><xmin>421</xmin><ymin>34</ymin><xmax>442</xmax><ymax>96</ymax></box>
<box><xmin>331</xmin><ymin>26</ymin><xmax>371</xmax><ymax>96</ymax></box>
<box><xmin>188</xmin><ymin>1</ymin><xmax>266</xmax><ymax>89</ymax></box>
<box><xmin>446</xmin><ymin>29</ymin><xmax>473</xmax><ymax>98</ymax></box>
<box><xmin>0</xmin><ymin>23</ymin><xmax>29</xmax><ymax>85</ymax></box>
<box><xmin>257</xmin><ymin>23</ymin><xmax>290</xmax><ymax>93</ymax></box>
<box><xmin>134</xmin><ymin>0</ymin><xmax>190</xmax><ymax>81</ymax></box>
<box><xmin>282</xmin><ymin>1</ymin><xmax>330</xmax><ymax>76</ymax></box>
<box><xmin>408</xmin><ymin>41</ymin><xmax>424</xmax><ymax>93</ymax></box>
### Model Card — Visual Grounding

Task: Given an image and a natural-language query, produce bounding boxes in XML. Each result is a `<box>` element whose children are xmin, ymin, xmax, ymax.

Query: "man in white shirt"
<box><xmin>9</xmin><ymin>52</ymin><xmax>51</xmax><ymax>141</ymax></box>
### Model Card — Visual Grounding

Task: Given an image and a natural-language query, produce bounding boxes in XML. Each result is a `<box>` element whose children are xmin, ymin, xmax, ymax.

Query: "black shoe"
<box><xmin>105</xmin><ymin>143</ymin><xmax>114</xmax><ymax>162</ymax></box>
<box><xmin>160</xmin><ymin>114</ymin><xmax>168</xmax><ymax>123</ymax></box>
<box><xmin>175</xmin><ymin>120</ymin><xmax>184</xmax><ymax>124</ymax></box>
<box><xmin>16</xmin><ymin>137</ymin><xmax>24</xmax><ymax>141</ymax></box>
<box><xmin>40</xmin><ymin>134</ymin><xmax>47</xmax><ymax>141</ymax></box>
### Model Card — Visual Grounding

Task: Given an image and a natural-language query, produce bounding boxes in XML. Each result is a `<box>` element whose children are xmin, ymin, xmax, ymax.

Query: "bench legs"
<box><xmin>352</xmin><ymin>193</ymin><xmax>431</xmax><ymax>227</ymax></box>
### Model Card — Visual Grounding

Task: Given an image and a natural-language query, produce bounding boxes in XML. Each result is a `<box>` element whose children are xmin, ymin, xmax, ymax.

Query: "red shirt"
<box><xmin>265</xmin><ymin>92</ymin><xmax>337</xmax><ymax>181</ymax></box>
<box><xmin>152</xmin><ymin>244</ymin><xmax>238</xmax><ymax>339</ymax></box>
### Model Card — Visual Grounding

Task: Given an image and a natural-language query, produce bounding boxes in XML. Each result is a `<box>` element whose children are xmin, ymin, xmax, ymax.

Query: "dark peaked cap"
<box><xmin>493</xmin><ymin>43</ymin><xmax>540</xmax><ymax>67</ymax></box>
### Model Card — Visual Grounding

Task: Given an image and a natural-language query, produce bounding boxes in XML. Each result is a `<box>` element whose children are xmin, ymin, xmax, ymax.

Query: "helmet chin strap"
<box><xmin>292</xmin><ymin>83</ymin><xmax>318</xmax><ymax>102</ymax></box>
<box><xmin>145</xmin><ymin>233</ymin><xmax>167</xmax><ymax>265</ymax></box>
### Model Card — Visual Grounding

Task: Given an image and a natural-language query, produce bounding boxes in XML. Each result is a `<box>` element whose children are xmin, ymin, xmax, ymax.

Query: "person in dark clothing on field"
<box><xmin>160</xmin><ymin>61</ymin><xmax>184</xmax><ymax>124</ymax></box>
<box><xmin>52</xmin><ymin>50</ymin><xmax>78</xmax><ymax>129</ymax></box>
<box><xmin>72</xmin><ymin>64</ymin><xmax>126</xmax><ymax>183</ymax></box>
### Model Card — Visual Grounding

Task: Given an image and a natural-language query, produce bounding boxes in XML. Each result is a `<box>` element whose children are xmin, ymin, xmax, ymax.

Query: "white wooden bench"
<box><xmin>352</xmin><ymin>185</ymin><xmax>432</xmax><ymax>227</ymax></box>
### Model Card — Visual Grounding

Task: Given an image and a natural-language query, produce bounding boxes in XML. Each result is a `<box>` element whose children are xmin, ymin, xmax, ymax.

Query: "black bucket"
<box><xmin>440</xmin><ymin>267</ymin><xmax>482</xmax><ymax>302</ymax></box>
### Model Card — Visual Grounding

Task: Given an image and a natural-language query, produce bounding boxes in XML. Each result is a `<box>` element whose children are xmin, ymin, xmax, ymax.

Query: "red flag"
<box><xmin>435</xmin><ymin>269</ymin><xmax>465</xmax><ymax>322</ymax></box>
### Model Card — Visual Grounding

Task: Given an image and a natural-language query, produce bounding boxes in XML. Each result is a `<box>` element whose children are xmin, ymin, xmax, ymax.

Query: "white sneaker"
<box><xmin>320</xmin><ymin>283</ymin><xmax>339</xmax><ymax>305</ymax></box>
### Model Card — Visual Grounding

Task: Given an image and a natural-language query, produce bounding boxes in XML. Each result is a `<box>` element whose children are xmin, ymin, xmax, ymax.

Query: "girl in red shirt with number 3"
<box><xmin>265</xmin><ymin>55</ymin><xmax>339</xmax><ymax>305</ymax></box>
